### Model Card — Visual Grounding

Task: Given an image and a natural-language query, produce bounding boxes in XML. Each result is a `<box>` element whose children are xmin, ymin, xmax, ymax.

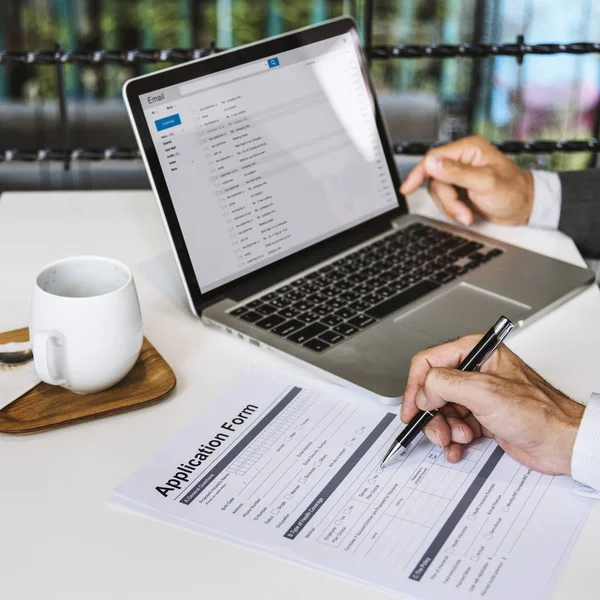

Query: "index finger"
<box><xmin>400</xmin><ymin>334</ymin><xmax>483</xmax><ymax>423</ymax></box>
<box><xmin>399</xmin><ymin>136</ymin><xmax>490</xmax><ymax>195</ymax></box>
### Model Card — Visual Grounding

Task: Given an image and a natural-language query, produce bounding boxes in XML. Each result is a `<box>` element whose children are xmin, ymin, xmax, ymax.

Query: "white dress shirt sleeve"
<box><xmin>572</xmin><ymin>393</ymin><xmax>600</xmax><ymax>499</ymax></box>
<box><xmin>528</xmin><ymin>170</ymin><xmax>562</xmax><ymax>229</ymax></box>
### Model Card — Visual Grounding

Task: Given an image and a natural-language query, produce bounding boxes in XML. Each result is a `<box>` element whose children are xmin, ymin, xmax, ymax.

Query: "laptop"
<box><xmin>123</xmin><ymin>17</ymin><xmax>594</xmax><ymax>403</ymax></box>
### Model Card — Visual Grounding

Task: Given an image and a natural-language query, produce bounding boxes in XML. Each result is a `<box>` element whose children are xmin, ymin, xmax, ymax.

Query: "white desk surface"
<box><xmin>1</xmin><ymin>189</ymin><xmax>600</xmax><ymax>600</ymax></box>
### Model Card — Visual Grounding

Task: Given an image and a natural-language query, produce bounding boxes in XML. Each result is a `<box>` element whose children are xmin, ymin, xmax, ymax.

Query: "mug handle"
<box><xmin>32</xmin><ymin>331</ymin><xmax>69</xmax><ymax>387</ymax></box>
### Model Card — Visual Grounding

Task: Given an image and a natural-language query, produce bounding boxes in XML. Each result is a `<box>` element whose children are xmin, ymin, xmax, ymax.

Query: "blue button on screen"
<box><xmin>268</xmin><ymin>57</ymin><xmax>280</xmax><ymax>68</ymax></box>
<box><xmin>155</xmin><ymin>114</ymin><xmax>182</xmax><ymax>132</ymax></box>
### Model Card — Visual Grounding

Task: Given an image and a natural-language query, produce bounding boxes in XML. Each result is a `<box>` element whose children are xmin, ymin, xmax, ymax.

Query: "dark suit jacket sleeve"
<box><xmin>558</xmin><ymin>169</ymin><xmax>600</xmax><ymax>259</ymax></box>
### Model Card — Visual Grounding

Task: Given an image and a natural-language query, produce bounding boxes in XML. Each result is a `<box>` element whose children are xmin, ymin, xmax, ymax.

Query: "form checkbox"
<box><xmin>467</xmin><ymin>515</ymin><xmax>475</xmax><ymax>521</ymax></box>
<box><xmin>485</xmin><ymin>533</ymin><xmax>493</xmax><ymax>540</ymax></box>
<box><xmin>314</xmin><ymin>461</ymin><xmax>320</xmax><ymax>467</ymax></box>
<box><xmin>343</xmin><ymin>509</ymin><xmax>351</xmax><ymax>515</ymax></box>
<box><xmin>368</xmin><ymin>478</ymin><xmax>375</xmax><ymax>484</ymax></box>
<box><xmin>299</xmin><ymin>477</ymin><xmax>307</xmax><ymax>483</ymax></box>
<box><xmin>375</xmin><ymin>469</ymin><xmax>383</xmax><ymax>474</ymax></box>
<box><xmin>272</xmin><ymin>509</ymin><xmax>280</xmax><ymax>515</ymax></box>
<box><xmin>471</xmin><ymin>556</ymin><xmax>479</xmax><ymax>562</ymax></box>
<box><xmin>345</xmin><ymin>441</ymin><xmax>354</xmax><ymax>446</ymax></box>
<box><xmin>446</xmin><ymin>548</ymin><xmax>454</xmax><ymax>554</ymax></box>
<box><xmin>502</xmin><ymin>506</ymin><xmax>509</xmax><ymax>512</ymax></box>
<box><xmin>285</xmin><ymin>494</ymin><xmax>292</xmax><ymax>500</ymax></box>
<box><xmin>335</xmin><ymin>520</ymin><xmax>343</xmax><ymax>526</ymax></box>
<box><xmin>284</xmin><ymin>437</ymin><xmax>292</xmax><ymax>442</ymax></box>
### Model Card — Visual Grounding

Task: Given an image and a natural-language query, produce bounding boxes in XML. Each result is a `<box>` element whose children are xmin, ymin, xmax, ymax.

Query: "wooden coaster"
<box><xmin>0</xmin><ymin>328</ymin><xmax>176</xmax><ymax>434</ymax></box>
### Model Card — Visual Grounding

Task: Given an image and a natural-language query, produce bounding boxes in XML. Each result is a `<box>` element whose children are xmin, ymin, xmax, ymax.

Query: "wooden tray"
<box><xmin>0</xmin><ymin>328</ymin><xmax>176</xmax><ymax>434</ymax></box>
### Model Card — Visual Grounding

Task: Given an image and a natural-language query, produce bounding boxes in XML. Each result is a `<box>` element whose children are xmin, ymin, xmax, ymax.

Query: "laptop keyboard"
<box><xmin>229</xmin><ymin>223</ymin><xmax>504</xmax><ymax>353</ymax></box>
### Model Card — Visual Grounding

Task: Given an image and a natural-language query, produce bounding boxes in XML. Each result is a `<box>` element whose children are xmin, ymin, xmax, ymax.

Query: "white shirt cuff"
<box><xmin>528</xmin><ymin>170</ymin><xmax>562</xmax><ymax>229</ymax></box>
<box><xmin>572</xmin><ymin>392</ymin><xmax>600</xmax><ymax>499</ymax></box>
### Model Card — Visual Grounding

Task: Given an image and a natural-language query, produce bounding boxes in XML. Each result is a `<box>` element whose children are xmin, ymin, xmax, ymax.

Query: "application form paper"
<box><xmin>113</xmin><ymin>367</ymin><xmax>590</xmax><ymax>600</ymax></box>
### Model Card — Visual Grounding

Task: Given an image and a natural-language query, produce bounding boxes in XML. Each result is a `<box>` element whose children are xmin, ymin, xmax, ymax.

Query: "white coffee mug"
<box><xmin>30</xmin><ymin>256</ymin><xmax>143</xmax><ymax>394</ymax></box>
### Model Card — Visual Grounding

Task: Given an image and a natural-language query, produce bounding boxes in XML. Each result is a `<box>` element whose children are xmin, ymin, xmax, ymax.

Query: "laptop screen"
<box><xmin>140</xmin><ymin>32</ymin><xmax>398</xmax><ymax>293</ymax></box>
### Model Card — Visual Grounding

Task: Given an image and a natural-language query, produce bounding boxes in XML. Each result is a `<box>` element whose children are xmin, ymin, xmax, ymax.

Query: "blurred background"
<box><xmin>1</xmin><ymin>0</ymin><xmax>600</xmax><ymax>192</ymax></box>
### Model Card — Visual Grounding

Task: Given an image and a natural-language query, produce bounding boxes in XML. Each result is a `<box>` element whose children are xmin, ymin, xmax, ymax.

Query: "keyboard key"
<box><xmin>359</xmin><ymin>267</ymin><xmax>378</xmax><ymax>278</ymax></box>
<box><xmin>326</xmin><ymin>298</ymin><xmax>346</xmax><ymax>310</ymax></box>
<box><xmin>307</xmin><ymin>292</ymin><xmax>329</xmax><ymax>305</ymax></box>
<box><xmin>271</xmin><ymin>319</ymin><xmax>304</xmax><ymax>337</ymax></box>
<box><xmin>363</xmin><ymin>292</ymin><xmax>385</xmax><ymax>305</ymax></box>
<box><xmin>319</xmin><ymin>330</ymin><xmax>345</xmax><ymax>344</ymax></box>
<box><xmin>256</xmin><ymin>304</ymin><xmax>277</xmax><ymax>316</ymax></box>
<box><xmin>303</xmin><ymin>338</ymin><xmax>331</xmax><ymax>353</ymax></box>
<box><xmin>377</xmin><ymin>286</ymin><xmax>395</xmax><ymax>298</ymax></box>
<box><xmin>450</xmin><ymin>241</ymin><xmax>484</xmax><ymax>259</ymax></box>
<box><xmin>291</xmin><ymin>277</ymin><xmax>307</xmax><ymax>287</ymax></box>
<box><xmin>366</xmin><ymin>280</ymin><xmax>440</xmax><ymax>320</ymax></box>
<box><xmin>288</xmin><ymin>323</ymin><xmax>328</xmax><ymax>344</ymax></box>
<box><xmin>322</xmin><ymin>314</ymin><xmax>343</xmax><ymax>327</ymax></box>
<box><xmin>447</xmin><ymin>264</ymin><xmax>469</xmax><ymax>276</ymax></box>
<box><xmin>335</xmin><ymin>279</ymin><xmax>354</xmax><ymax>291</ymax></box>
<box><xmin>347</xmin><ymin>273</ymin><xmax>365</xmax><ymax>284</ymax></box>
<box><xmin>314</xmin><ymin>275</ymin><xmax>334</xmax><ymax>287</ymax></box>
<box><xmin>293</xmin><ymin>300</ymin><xmax>314</xmax><ymax>312</ymax></box>
<box><xmin>353</xmin><ymin>284</ymin><xmax>371</xmax><ymax>296</ymax></box>
<box><xmin>486</xmin><ymin>248</ymin><xmax>504</xmax><ymax>259</ymax></box>
<box><xmin>280</xmin><ymin>306</ymin><xmax>300</xmax><ymax>319</ymax></box>
<box><xmin>380</xmin><ymin>270</ymin><xmax>399</xmax><ymax>282</ymax></box>
<box><xmin>299</xmin><ymin>283</ymin><xmax>318</xmax><ymax>295</ymax></box>
<box><xmin>256</xmin><ymin>314</ymin><xmax>286</xmax><ymax>330</ymax></box>
<box><xmin>387</xmin><ymin>280</ymin><xmax>409</xmax><ymax>293</ymax></box>
<box><xmin>337</xmin><ymin>265</ymin><xmax>355</xmax><ymax>276</ymax></box>
<box><xmin>230</xmin><ymin>306</ymin><xmax>248</xmax><ymax>317</ymax></box>
<box><xmin>329</xmin><ymin>272</ymin><xmax>346</xmax><ymax>282</ymax></box>
<box><xmin>240</xmin><ymin>310</ymin><xmax>262</xmax><ymax>323</ymax></box>
<box><xmin>469</xmin><ymin>251</ymin><xmax>486</xmax><ymax>262</ymax></box>
<box><xmin>270</xmin><ymin>297</ymin><xmax>291</xmax><ymax>309</ymax></box>
<box><xmin>333</xmin><ymin>323</ymin><xmax>359</xmax><ymax>337</ymax></box>
<box><xmin>286</xmin><ymin>290</ymin><xmax>303</xmax><ymax>302</ymax></box>
<box><xmin>247</xmin><ymin>299</ymin><xmax>261</xmax><ymax>308</ymax></box>
<box><xmin>321</xmin><ymin>287</ymin><xmax>340</xmax><ymax>298</ymax></box>
<box><xmin>349</xmin><ymin>300</ymin><xmax>371</xmax><ymax>312</ymax></box>
<box><xmin>441</xmin><ymin>236</ymin><xmax>468</xmax><ymax>251</ymax></box>
<box><xmin>430</xmin><ymin>270</ymin><xmax>455</xmax><ymax>284</ymax></box>
<box><xmin>348</xmin><ymin>314</ymin><xmax>377</xmax><ymax>329</ymax></box>
<box><xmin>313</xmin><ymin>305</ymin><xmax>330</xmax><ymax>317</ymax></box>
<box><xmin>277</xmin><ymin>285</ymin><xmax>292</xmax><ymax>294</ymax></box>
<box><xmin>340</xmin><ymin>290</ymin><xmax>359</xmax><ymax>302</ymax></box>
<box><xmin>261</xmin><ymin>292</ymin><xmax>277</xmax><ymax>301</ymax></box>
<box><xmin>464</xmin><ymin>260</ymin><xmax>481</xmax><ymax>270</ymax></box>
<box><xmin>335</xmin><ymin>307</ymin><xmax>357</xmax><ymax>320</ymax></box>
<box><xmin>298</xmin><ymin>311</ymin><xmax>320</xmax><ymax>324</ymax></box>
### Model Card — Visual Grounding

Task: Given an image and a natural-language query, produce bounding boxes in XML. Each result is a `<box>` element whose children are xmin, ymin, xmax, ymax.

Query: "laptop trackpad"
<box><xmin>393</xmin><ymin>283</ymin><xmax>530</xmax><ymax>344</ymax></box>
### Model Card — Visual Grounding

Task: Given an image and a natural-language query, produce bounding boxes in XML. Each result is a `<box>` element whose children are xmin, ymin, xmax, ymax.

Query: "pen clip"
<box><xmin>473</xmin><ymin>322</ymin><xmax>514</xmax><ymax>370</ymax></box>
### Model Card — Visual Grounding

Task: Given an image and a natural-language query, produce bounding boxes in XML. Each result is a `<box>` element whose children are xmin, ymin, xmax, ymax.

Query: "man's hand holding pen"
<box><xmin>400</xmin><ymin>335</ymin><xmax>585</xmax><ymax>476</ymax></box>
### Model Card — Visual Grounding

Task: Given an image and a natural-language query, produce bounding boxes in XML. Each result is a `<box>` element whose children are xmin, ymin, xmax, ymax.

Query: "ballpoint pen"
<box><xmin>380</xmin><ymin>315</ymin><xmax>514</xmax><ymax>469</ymax></box>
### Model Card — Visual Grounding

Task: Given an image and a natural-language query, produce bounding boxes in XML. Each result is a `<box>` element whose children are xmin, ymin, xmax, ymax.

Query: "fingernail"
<box><xmin>453</xmin><ymin>426</ymin><xmax>467</xmax><ymax>443</ymax></box>
<box><xmin>456</xmin><ymin>213</ymin><xmax>470</xmax><ymax>225</ymax></box>
<box><xmin>435</xmin><ymin>432</ymin><xmax>444</xmax><ymax>447</ymax></box>
<box><xmin>415</xmin><ymin>391</ymin><xmax>427</xmax><ymax>411</ymax></box>
<box><xmin>426</xmin><ymin>155</ymin><xmax>443</xmax><ymax>171</ymax></box>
